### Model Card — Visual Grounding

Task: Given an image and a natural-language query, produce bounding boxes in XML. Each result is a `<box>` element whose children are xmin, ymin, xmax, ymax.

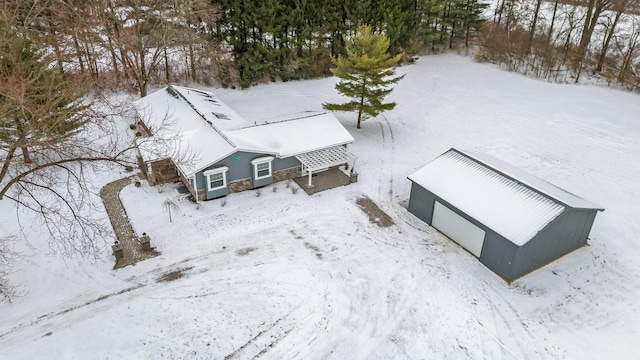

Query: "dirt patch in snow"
<box><xmin>304</xmin><ymin>242</ymin><xmax>323</xmax><ymax>259</ymax></box>
<box><xmin>356</xmin><ymin>196</ymin><xmax>394</xmax><ymax>228</ymax></box>
<box><xmin>157</xmin><ymin>267</ymin><xmax>192</xmax><ymax>282</ymax></box>
<box><xmin>236</xmin><ymin>247</ymin><xmax>257</xmax><ymax>256</ymax></box>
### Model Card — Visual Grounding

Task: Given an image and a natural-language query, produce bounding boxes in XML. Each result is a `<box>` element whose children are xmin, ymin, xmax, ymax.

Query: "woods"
<box><xmin>1</xmin><ymin>0</ymin><xmax>638</xmax><ymax>93</ymax></box>
<box><xmin>0</xmin><ymin>0</ymin><xmax>488</xmax><ymax>94</ymax></box>
<box><xmin>481</xmin><ymin>0</ymin><xmax>640</xmax><ymax>89</ymax></box>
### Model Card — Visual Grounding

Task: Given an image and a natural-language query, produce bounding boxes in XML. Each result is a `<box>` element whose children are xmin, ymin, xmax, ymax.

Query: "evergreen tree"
<box><xmin>0</xmin><ymin>34</ymin><xmax>87</xmax><ymax>163</ymax></box>
<box><xmin>0</xmin><ymin>6</ymin><xmax>140</xmax><ymax>259</ymax></box>
<box><xmin>382</xmin><ymin>0</ymin><xmax>417</xmax><ymax>55</ymax></box>
<box><xmin>415</xmin><ymin>0</ymin><xmax>448</xmax><ymax>50</ymax></box>
<box><xmin>323</xmin><ymin>25</ymin><xmax>404</xmax><ymax>129</ymax></box>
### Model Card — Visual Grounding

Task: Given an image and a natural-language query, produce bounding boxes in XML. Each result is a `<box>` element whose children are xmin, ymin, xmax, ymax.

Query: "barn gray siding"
<box><xmin>508</xmin><ymin>209</ymin><xmax>597</xmax><ymax>280</ymax></box>
<box><xmin>409</xmin><ymin>182</ymin><xmax>500</xmax><ymax>263</ymax></box>
<box><xmin>407</xmin><ymin>181</ymin><xmax>600</xmax><ymax>282</ymax></box>
<box><xmin>407</xmin><ymin>183</ymin><xmax>434</xmax><ymax>223</ymax></box>
<box><xmin>479</xmin><ymin>231</ymin><xmax>518</xmax><ymax>280</ymax></box>
<box><xmin>556</xmin><ymin>209</ymin><xmax>596</xmax><ymax>255</ymax></box>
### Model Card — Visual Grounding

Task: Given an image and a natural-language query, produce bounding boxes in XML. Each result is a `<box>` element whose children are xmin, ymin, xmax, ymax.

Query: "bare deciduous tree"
<box><xmin>0</xmin><ymin>235</ymin><xmax>20</xmax><ymax>303</ymax></box>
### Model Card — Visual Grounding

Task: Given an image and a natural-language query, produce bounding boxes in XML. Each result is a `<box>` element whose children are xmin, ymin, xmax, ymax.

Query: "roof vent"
<box><xmin>212</xmin><ymin>112</ymin><xmax>231</xmax><ymax>120</ymax></box>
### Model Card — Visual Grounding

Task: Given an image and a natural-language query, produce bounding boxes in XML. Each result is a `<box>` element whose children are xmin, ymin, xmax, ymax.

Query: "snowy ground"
<box><xmin>1</xmin><ymin>54</ymin><xmax>639</xmax><ymax>359</ymax></box>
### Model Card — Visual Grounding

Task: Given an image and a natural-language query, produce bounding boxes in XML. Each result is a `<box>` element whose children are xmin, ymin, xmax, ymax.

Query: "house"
<box><xmin>133</xmin><ymin>85</ymin><xmax>355</xmax><ymax>200</ymax></box>
<box><xmin>407</xmin><ymin>148</ymin><xmax>604</xmax><ymax>282</ymax></box>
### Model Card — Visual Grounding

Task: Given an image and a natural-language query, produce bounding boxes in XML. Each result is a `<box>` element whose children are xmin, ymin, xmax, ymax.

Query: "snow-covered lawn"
<box><xmin>1</xmin><ymin>54</ymin><xmax>639</xmax><ymax>359</ymax></box>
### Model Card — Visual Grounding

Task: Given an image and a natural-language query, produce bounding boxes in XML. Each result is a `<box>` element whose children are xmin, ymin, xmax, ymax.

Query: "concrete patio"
<box><xmin>293</xmin><ymin>168</ymin><xmax>358</xmax><ymax>195</ymax></box>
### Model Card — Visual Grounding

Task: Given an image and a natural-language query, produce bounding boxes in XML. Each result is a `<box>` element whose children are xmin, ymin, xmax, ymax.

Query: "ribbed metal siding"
<box><xmin>508</xmin><ymin>209</ymin><xmax>597</xmax><ymax>280</ymax></box>
<box><xmin>408</xmin><ymin>150</ymin><xmax>566</xmax><ymax>246</ymax></box>
<box><xmin>479</xmin><ymin>231</ymin><xmax>518</xmax><ymax>280</ymax></box>
<box><xmin>407</xmin><ymin>183</ymin><xmax>434</xmax><ymax>223</ymax></box>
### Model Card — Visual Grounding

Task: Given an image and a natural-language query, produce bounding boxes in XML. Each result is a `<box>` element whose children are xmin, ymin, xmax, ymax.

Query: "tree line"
<box><xmin>214</xmin><ymin>0</ymin><xmax>487</xmax><ymax>87</ymax></box>
<box><xmin>479</xmin><ymin>0</ymin><xmax>640</xmax><ymax>90</ymax></box>
<box><xmin>1</xmin><ymin>0</ymin><xmax>488</xmax><ymax>95</ymax></box>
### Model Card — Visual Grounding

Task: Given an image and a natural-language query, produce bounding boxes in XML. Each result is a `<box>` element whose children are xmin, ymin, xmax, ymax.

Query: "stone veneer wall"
<box><xmin>227</xmin><ymin>165</ymin><xmax>301</xmax><ymax>193</ymax></box>
<box><xmin>228</xmin><ymin>178</ymin><xmax>252</xmax><ymax>193</ymax></box>
<box><xmin>274</xmin><ymin>166</ymin><xmax>302</xmax><ymax>183</ymax></box>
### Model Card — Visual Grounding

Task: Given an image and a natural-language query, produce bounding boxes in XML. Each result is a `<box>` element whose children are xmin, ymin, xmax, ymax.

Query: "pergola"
<box><xmin>296</xmin><ymin>145</ymin><xmax>354</xmax><ymax>187</ymax></box>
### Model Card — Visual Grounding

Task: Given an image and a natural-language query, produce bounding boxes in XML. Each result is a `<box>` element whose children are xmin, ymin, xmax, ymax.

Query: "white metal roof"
<box><xmin>134</xmin><ymin>87</ymin><xmax>354</xmax><ymax>177</ymax></box>
<box><xmin>463</xmin><ymin>150</ymin><xmax>604</xmax><ymax>210</ymax></box>
<box><xmin>408</xmin><ymin>149</ymin><xmax>567</xmax><ymax>246</ymax></box>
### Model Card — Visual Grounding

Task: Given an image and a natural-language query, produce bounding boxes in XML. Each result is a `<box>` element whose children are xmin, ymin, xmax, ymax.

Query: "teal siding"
<box><xmin>193</xmin><ymin>151</ymin><xmax>302</xmax><ymax>200</ymax></box>
<box><xmin>193</xmin><ymin>171</ymin><xmax>228</xmax><ymax>200</ymax></box>
<box><xmin>253</xmin><ymin>175</ymin><xmax>272</xmax><ymax>188</ymax></box>
<box><xmin>205</xmin><ymin>183</ymin><xmax>229</xmax><ymax>199</ymax></box>
<box><xmin>274</xmin><ymin>156</ymin><xmax>301</xmax><ymax>171</ymax></box>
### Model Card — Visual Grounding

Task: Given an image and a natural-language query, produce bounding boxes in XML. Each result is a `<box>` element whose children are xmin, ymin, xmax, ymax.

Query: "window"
<box><xmin>256</xmin><ymin>162</ymin><xmax>270</xmax><ymax>177</ymax></box>
<box><xmin>209</xmin><ymin>172</ymin><xmax>223</xmax><ymax>189</ymax></box>
<box><xmin>203</xmin><ymin>167</ymin><xmax>228</xmax><ymax>192</ymax></box>
<box><xmin>251</xmin><ymin>157</ymin><xmax>274</xmax><ymax>180</ymax></box>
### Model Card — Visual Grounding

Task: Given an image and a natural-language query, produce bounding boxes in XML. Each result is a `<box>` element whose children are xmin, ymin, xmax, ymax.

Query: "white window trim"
<box><xmin>251</xmin><ymin>157</ymin><xmax>274</xmax><ymax>180</ymax></box>
<box><xmin>203</xmin><ymin>166</ymin><xmax>228</xmax><ymax>192</ymax></box>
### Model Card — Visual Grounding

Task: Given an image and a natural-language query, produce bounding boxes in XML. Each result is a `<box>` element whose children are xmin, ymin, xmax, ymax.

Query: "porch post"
<box><xmin>193</xmin><ymin>174</ymin><xmax>198</xmax><ymax>203</ymax></box>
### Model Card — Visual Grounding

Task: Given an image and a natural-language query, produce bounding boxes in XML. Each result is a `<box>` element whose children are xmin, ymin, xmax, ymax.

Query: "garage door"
<box><xmin>432</xmin><ymin>201</ymin><xmax>485</xmax><ymax>257</ymax></box>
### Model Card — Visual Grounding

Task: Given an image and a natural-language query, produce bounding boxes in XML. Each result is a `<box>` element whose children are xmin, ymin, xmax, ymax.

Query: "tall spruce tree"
<box><xmin>323</xmin><ymin>25</ymin><xmax>404</xmax><ymax>129</ymax></box>
<box><xmin>0</xmin><ymin>34</ymin><xmax>87</xmax><ymax>164</ymax></box>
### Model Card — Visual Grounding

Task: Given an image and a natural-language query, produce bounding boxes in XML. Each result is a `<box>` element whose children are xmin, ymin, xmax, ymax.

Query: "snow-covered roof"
<box><xmin>169</xmin><ymin>86</ymin><xmax>249</xmax><ymax>132</ymax></box>
<box><xmin>408</xmin><ymin>149</ymin><xmax>592</xmax><ymax>246</ymax></box>
<box><xmin>133</xmin><ymin>86</ymin><xmax>237</xmax><ymax>176</ymax></box>
<box><xmin>463</xmin><ymin>150</ymin><xmax>603</xmax><ymax>210</ymax></box>
<box><xmin>133</xmin><ymin>86</ymin><xmax>353</xmax><ymax>177</ymax></box>
<box><xmin>226</xmin><ymin>112</ymin><xmax>354</xmax><ymax>157</ymax></box>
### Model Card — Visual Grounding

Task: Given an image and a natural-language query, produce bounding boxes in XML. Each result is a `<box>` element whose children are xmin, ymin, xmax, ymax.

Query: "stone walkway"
<box><xmin>100</xmin><ymin>177</ymin><xmax>158</xmax><ymax>269</ymax></box>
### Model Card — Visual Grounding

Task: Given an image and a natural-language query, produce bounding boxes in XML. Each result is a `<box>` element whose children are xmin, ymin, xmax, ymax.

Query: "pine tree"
<box><xmin>323</xmin><ymin>25</ymin><xmax>404</xmax><ymax>129</ymax></box>
<box><xmin>382</xmin><ymin>0</ymin><xmax>417</xmax><ymax>55</ymax></box>
<box><xmin>0</xmin><ymin>34</ymin><xmax>87</xmax><ymax>163</ymax></box>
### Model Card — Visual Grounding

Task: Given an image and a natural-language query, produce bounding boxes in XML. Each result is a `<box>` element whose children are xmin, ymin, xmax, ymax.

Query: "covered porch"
<box><xmin>294</xmin><ymin>145</ymin><xmax>357</xmax><ymax>195</ymax></box>
<box><xmin>293</xmin><ymin>168</ymin><xmax>357</xmax><ymax>195</ymax></box>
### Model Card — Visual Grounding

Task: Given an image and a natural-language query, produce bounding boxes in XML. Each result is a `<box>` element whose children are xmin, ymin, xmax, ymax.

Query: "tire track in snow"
<box><xmin>0</xmin><ymin>283</ymin><xmax>146</xmax><ymax>339</ymax></box>
<box><xmin>0</xmin><ymin>250</ymin><xmax>230</xmax><ymax>340</ymax></box>
<box><xmin>377</xmin><ymin>115</ymin><xmax>396</xmax><ymax>204</ymax></box>
<box><xmin>476</xmin><ymin>281</ymin><xmax>547</xmax><ymax>360</ymax></box>
<box><xmin>223</xmin><ymin>312</ymin><xmax>296</xmax><ymax>360</ymax></box>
